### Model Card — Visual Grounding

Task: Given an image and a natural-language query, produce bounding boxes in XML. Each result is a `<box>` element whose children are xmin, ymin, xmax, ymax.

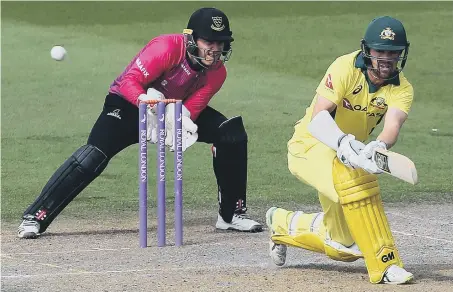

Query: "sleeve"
<box><xmin>315</xmin><ymin>58</ymin><xmax>351</xmax><ymax>105</ymax></box>
<box><xmin>183</xmin><ymin>67</ymin><xmax>226</xmax><ymax>120</ymax></box>
<box><xmin>118</xmin><ymin>39</ymin><xmax>180</xmax><ymax>105</ymax></box>
<box><xmin>388</xmin><ymin>83</ymin><xmax>414</xmax><ymax>114</ymax></box>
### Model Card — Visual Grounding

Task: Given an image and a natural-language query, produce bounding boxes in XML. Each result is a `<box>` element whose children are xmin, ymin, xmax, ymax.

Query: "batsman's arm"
<box><xmin>311</xmin><ymin>94</ymin><xmax>337</xmax><ymax>119</ymax></box>
<box><xmin>376</xmin><ymin>108</ymin><xmax>408</xmax><ymax>149</ymax></box>
<box><xmin>380</xmin><ymin>82</ymin><xmax>413</xmax><ymax>148</ymax></box>
<box><xmin>313</xmin><ymin>56</ymin><xmax>352</xmax><ymax>112</ymax></box>
<box><xmin>309</xmin><ymin>110</ymin><xmax>418</xmax><ymax>184</ymax></box>
<box><xmin>309</xmin><ymin>95</ymin><xmax>347</xmax><ymax>150</ymax></box>
<box><xmin>308</xmin><ymin>56</ymin><xmax>352</xmax><ymax>145</ymax></box>
<box><xmin>308</xmin><ymin>109</ymin><xmax>346</xmax><ymax>151</ymax></box>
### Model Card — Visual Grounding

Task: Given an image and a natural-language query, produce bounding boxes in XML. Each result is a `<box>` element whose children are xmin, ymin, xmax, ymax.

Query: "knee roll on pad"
<box><xmin>324</xmin><ymin>239</ymin><xmax>363</xmax><ymax>262</ymax></box>
<box><xmin>73</xmin><ymin>144</ymin><xmax>109</xmax><ymax>175</ymax></box>
<box><xmin>333</xmin><ymin>159</ymin><xmax>403</xmax><ymax>283</ymax></box>
<box><xmin>269</xmin><ymin>210</ymin><xmax>326</xmax><ymax>252</ymax></box>
<box><xmin>272</xmin><ymin>232</ymin><xmax>362</xmax><ymax>263</ymax></box>
<box><xmin>270</xmin><ymin>209</ymin><xmax>361</xmax><ymax>262</ymax></box>
<box><xmin>324</xmin><ymin>245</ymin><xmax>362</xmax><ymax>262</ymax></box>
<box><xmin>218</xmin><ymin>116</ymin><xmax>247</xmax><ymax>144</ymax></box>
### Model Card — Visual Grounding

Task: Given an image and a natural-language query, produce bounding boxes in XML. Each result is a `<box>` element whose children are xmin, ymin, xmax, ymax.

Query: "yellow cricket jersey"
<box><xmin>292</xmin><ymin>50</ymin><xmax>414</xmax><ymax>142</ymax></box>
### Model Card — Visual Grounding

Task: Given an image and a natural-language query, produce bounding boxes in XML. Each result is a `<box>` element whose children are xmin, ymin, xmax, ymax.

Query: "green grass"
<box><xmin>2</xmin><ymin>2</ymin><xmax>452</xmax><ymax>221</ymax></box>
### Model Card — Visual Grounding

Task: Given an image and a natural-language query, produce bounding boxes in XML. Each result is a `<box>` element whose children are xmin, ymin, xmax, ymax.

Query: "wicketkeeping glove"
<box><xmin>138</xmin><ymin>88</ymin><xmax>165</xmax><ymax>143</ymax></box>
<box><xmin>164</xmin><ymin>103</ymin><xmax>198</xmax><ymax>152</ymax></box>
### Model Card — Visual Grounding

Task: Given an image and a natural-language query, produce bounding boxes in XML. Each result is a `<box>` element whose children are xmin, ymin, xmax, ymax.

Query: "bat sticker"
<box><xmin>374</xmin><ymin>151</ymin><xmax>391</xmax><ymax>173</ymax></box>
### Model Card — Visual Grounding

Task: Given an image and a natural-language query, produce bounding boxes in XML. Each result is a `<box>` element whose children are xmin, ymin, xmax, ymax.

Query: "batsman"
<box><xmin>18</xmin><ymin>7</ymin><xmax>263</xmax><ymax>239</ymax></box>
<box><xmin>266</xmin><ymin>16</ymin><xmax>414</xmax><ymax>284</ymax></box>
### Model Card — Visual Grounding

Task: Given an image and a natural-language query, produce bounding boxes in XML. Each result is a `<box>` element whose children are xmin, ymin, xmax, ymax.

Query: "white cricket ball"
<box><xmin>50</xmin><ymin>45</ymin><xmax>67</xmax><ymax>61</ymax></box>
<box><xmin>431</xmin><ymin>128</ymin><xmax>438</xmax><ymax>132</ymax></box>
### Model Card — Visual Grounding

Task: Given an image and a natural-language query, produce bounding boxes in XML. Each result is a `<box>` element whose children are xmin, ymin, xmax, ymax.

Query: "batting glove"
<box><xmin>356</xmin><ymin>140</ymin><xmax>387</xmax><ymax>174</ymax></box>
<box><xmin>357</xmin><ymin>152</ymin><xmax>383</xmax><ymax>174</ymax></box>
<box><xmin>362</xmin><ymin>140</ymin><xmax>387</xmax><ymax>159</ymax></box>
<box><xmin>337</xmin><ymin>134</ymin><xmax>365</xmax><ymax>169</ymax></box>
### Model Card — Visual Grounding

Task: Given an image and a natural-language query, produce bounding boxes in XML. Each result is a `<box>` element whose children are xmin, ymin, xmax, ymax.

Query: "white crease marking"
<box><xmin>394</xmin><ymin>230</ymin><xmax>453</xmax><ymax>244</ymax></box>
<box><xmin>1</xmin><ymin>263</ymin><xmax>268</xmax><ymax>279</ymax></box>
<box><xmin>388</xmin><ymin>211</ymin><xmax>452</xmax><ymax>224</ymax></box>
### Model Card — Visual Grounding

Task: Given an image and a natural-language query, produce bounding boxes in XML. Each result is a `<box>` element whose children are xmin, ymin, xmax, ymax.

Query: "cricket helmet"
<box><xmin>361</xmin><ymin>16</ymin><xmax>410</xmax><ymax>75</ymax></box>
<box><xmin>184</xmin><ymin>7</ymin><xmax>233</xmax><ymax>62</ymax></box>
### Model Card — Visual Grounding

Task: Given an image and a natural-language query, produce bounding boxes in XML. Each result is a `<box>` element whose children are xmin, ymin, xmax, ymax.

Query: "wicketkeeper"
<box><xmin>266</xmin><ymin>16</ymin><xmax>414</xmax><ymax>284</ymax></box>
<box><xmin>18</xmin><ymin>7</ymin><xmax>263</xmax><ymax>239</ymax></box>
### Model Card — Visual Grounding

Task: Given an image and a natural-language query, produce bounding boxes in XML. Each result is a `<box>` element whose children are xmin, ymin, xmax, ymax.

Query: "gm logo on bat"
<box><xmin>374</xmin><ymin>151</ymin><xmax>391</xmax><ymax>173</ymax></box>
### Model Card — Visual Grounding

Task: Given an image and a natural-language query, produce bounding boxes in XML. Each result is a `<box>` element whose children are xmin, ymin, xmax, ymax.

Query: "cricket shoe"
<box><xmin>266</xmin><ymin>207</ymin><xmax>287</xmax><ymax>266</ymax></box>
<box><xmin>17</xmin><ymin>215</ymin><xmax>40</xmax><ymax>239</ymax></box>
<box><xmin>381</xmin><ymin>265</ymin><xmax>414</xmax><ymax>284</ymax></box>
<box><xmin>216</xmin><ymin>213</ymin><xmax>263</xmax><ymax>232</ymax></box>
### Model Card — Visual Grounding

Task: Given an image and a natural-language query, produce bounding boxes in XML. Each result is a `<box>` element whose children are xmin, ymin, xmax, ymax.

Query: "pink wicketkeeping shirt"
<box><xmin>109</xmin><ymin>34</ymin><xmax>227</xmax><ymax>120</ymax></box>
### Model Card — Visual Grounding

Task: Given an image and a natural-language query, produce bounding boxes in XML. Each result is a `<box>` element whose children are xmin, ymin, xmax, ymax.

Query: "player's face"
<box><xmin>196</xmin><ymin>38</ymin><xmax>225</xmax><ymax>66</ymax></box>
<box><xmin>369</xmin><ymin>49</ymin><xmax>402</xmax><ymax>79</ymax></box>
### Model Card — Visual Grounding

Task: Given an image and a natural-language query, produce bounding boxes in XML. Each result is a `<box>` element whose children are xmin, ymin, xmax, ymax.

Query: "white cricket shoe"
<box><xmin>17</xmin><ymin>216</ymin><xmax>40</xmax><ymax>239</ymax></box>
<box><xmin>216</xmin><ymin>213</ymin><xmax>263</xmax><ymax>232</ymax></box>
<box><xmin>381</xmin><ymin>265</ymin><xmax>414</xmax><ymax>284</ymax></box>
<box><xmin>268</xmin><ymin>239</ymin><xmax>287</xmax><ymax>266</ymax></box>
<box><xmin>266</xmin><ymin>207</ymin><xmax>287</xmax><ymax>266</ymax></box>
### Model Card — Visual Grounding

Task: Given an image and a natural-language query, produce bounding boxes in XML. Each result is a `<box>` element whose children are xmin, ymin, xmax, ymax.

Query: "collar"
<box><xmin>355</xmin><ymin>52</ymin><xmax>400</xmax><ymax>93</ymax></box>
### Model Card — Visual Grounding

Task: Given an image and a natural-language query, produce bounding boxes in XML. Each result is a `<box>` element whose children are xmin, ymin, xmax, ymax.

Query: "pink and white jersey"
<box><xmin>109</xmin><ymin>34</ymin><xmax>227</xmax><ymax>120</ymax></box>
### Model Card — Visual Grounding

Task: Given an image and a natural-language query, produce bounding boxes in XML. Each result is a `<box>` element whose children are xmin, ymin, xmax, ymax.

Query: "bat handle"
<box><xmin>140</xmin><ymin>99</ymin><xmax>179</xmax><ymax>106</ymax></box>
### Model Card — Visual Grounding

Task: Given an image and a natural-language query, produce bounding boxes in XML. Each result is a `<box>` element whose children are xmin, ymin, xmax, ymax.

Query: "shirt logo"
<box><xmin>342</xmin><ymin>98</ymin><xmax>354</xmax><ymax>110</ymax></box>
<box><xmin>181</xmin><ymin>63</ymin><xmax>191</xmax><ymax>75</ymax></box>
<box><xmin>370</xmin><ymin>97</ymin><xmax>387</xmax><ymax>109</ymax></box>
<box><xmin>380</xmin><ymin>27</ymin><xmax>396</xmax><ymax>40</ymax></box>
<box><xmin>325</xmin><ymin>74</ymin><xmax>334</xmax><ymax>90</ymax></box>
<box><xmin>35</xmin><ymin>208</ymin><xmax>48</xmax><ymax>221</ymax></box>
<box><xmin>352</xmin><ymin>85</ymin><xmax>363</xmax><ymax>95</ymax></box>
<box><xmin>161</xmin><ymin>80</ymin><xmax>168</xmax><ymax>86</ymax></box>
<box><xmin>107</xmin><ymin>109</ymin><xmax>122</xmax><ymax>120</ymax></box>
<box><xmin>211</xmin><ymin>16</ymin><xmax>225</xmax><ymax>31</ymax></box>
<box><xmin>135</xmin><ymin>57</ymin><xmax>150</xmax><ymax>77</ymax></box>
<box><xmin>342</xmin><ymin>99</ymin><xmax>370</xmax><ymax>112</ymax></box>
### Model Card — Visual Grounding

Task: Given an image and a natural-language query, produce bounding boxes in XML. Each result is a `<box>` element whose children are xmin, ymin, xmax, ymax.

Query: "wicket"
<box><xmin>139</xmin><ymin>100</ymin><xmax>183</xmax><ymax>248</ymax></box>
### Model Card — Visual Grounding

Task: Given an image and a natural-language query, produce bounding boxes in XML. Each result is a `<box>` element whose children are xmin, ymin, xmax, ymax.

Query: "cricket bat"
<box><xmin>308</xmin><ymin>110</ymin><xmax>418</xmax><ymax>185</ymax></box>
